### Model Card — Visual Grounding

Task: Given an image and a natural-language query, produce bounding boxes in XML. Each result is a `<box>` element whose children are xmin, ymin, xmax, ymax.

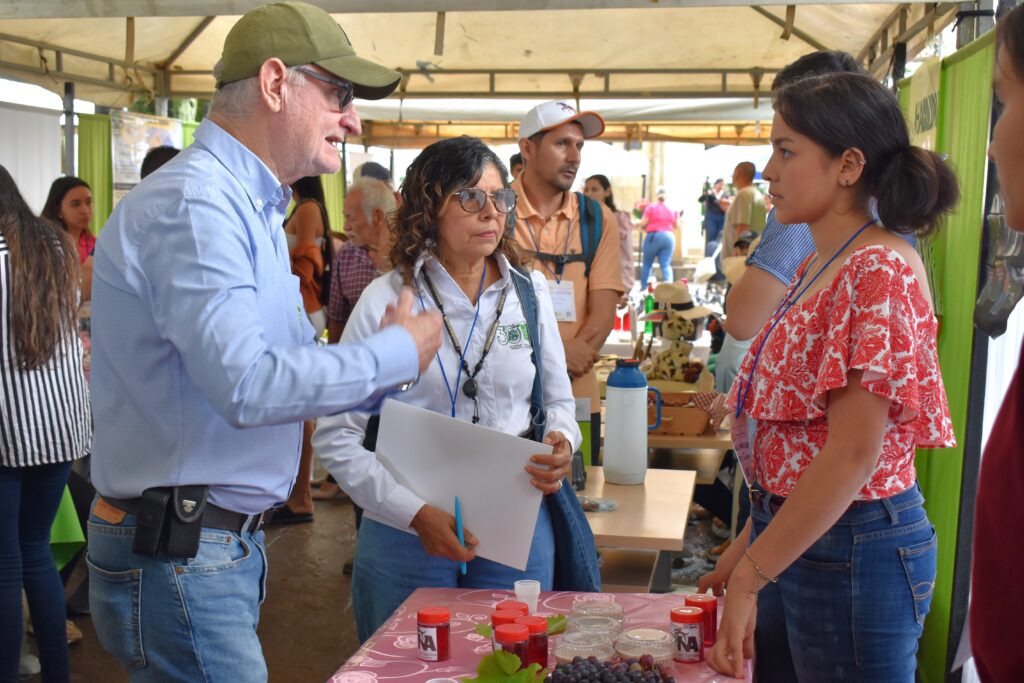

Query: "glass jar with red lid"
<box><xmin>494</xmin><ymin>623</ymin><xmax>530</xmax><ymax>668</ymax></box>
<box><xmin>516</xmin><ymin>615</ymin><xmax>549</xmax><ymax>669</ymax></box>
<box><xmin>417</xmin><ymin>606</ymin><xmax>450</xmax><ymax>661</ymax></box>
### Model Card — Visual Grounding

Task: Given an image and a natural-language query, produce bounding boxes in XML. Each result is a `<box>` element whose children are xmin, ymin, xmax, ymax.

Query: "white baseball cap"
<box><xmin>518</xmin><ymin>100</ymin><xmax>605</xmax><ymax>140</ymax></box>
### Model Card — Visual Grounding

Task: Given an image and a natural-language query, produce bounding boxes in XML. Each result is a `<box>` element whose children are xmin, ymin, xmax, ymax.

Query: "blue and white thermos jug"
<box><xmin>603</xmin><ymin>359</ymin><xmax>662</xmax><ymax>485</ymax></box>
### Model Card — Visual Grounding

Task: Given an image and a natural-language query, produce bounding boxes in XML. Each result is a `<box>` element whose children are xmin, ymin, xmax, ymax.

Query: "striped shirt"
<box><xmin>745</xmin><ymin>209</ymin><xmax>814</xmax><ymax>286</ymax></box>
<box><xmin>0</xmin><ymin>230</ymin><xmax>91</xmax><ymax>468</ymax></box>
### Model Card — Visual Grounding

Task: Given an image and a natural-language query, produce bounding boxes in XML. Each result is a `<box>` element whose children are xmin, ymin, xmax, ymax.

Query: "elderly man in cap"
<box><xmin>86</xmin><ymin>2</ymin><xmax>441</xmax><ymax>678</ymax></box>
<box><xmin>511</xmin><ymin>101</ymin><xmax>624</xmax><ymax>465</ymax></box>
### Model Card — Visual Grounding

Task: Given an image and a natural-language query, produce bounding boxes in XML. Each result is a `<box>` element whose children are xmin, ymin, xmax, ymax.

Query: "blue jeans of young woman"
<box><xmin>0</xmin><ymin>460</ymin><xmax>73</xmax><ymax>683</ymax></box>
<box><xmin>641</xmin><ymin>231</ymin><xmax>675</xmax><ymax>286</ymax></box>
<box><xmin>750</xmin><ymin>483</ymin><xmax>936</xmax><ymax>682</ymax></box>
<box><xmin>87</xmin><ymin>502</ymin><xmax>269</xmax><ymax>682</ymax></box>
<box><xmin>352</xmin><ymin>498</ymin><xmax>555</xmax><ymax>642</ymax></box>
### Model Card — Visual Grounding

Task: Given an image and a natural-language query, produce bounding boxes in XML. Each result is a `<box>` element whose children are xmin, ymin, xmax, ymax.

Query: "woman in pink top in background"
<box><xmin>638</xmin><ymin>187</ymin><xmax>678</xmax><ymax>285</ymax></box>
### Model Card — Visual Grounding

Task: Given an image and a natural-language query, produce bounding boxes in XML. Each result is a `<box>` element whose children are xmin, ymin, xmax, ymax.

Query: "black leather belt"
<box><xmin>102</xmin><ymin>496</ymin><xmax>267</xmax><ymax>534</ymax></box>
<box><xmin>750</xmin><ymin>488</ymin><xmax>872</xmax><ymax>516</ymax></box>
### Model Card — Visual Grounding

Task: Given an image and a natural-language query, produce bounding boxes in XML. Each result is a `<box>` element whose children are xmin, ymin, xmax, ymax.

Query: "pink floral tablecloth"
<box><xmin>329</xmin><ymin>588</ymin><xmax>750</xmax><ymax>683</ymax></box>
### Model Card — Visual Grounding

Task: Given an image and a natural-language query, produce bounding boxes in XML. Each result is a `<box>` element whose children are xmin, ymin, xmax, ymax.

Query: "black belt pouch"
<box><xmin>132</xmin><ymin>488</ymin><xmax>171</xmax><ymax>557</ymax></box>
<box><xmin>165</xmin><ymin>485</ymin><xmax>208</xmax><ymax>558</ymax></box>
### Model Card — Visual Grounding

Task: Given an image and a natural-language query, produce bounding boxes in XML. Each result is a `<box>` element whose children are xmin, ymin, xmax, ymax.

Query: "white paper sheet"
<box><xmin>375</xmin><ymin>399</ymin><xmax>550</xmax><ymax>571</ymax></box>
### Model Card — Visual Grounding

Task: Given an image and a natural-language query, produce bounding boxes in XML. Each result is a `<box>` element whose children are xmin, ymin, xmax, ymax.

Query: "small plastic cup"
<box><xmin>513</xmin><ymin>579</ymin><xmax>541</xmax><ymax>614</ymax></box>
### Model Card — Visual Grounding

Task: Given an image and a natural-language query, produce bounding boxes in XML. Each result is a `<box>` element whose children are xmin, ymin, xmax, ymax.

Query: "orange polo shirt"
<box><xmin>511</xmin><ymin>178</ymin><xmax>624</xmax><ymax>405</ymax></box>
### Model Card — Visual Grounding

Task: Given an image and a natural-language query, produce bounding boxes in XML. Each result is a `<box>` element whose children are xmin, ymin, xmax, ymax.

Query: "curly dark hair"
<box><xmin>391</xmin><ymin>136</ymin><xmax>524</xmax><ymax>284</ymax></box>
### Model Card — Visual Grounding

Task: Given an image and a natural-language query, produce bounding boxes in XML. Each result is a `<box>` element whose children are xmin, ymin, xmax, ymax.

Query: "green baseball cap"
<box><xmin>217</xmin><ymin>1</ymin><xmax>401</xmax><ymax>100</ymax></box>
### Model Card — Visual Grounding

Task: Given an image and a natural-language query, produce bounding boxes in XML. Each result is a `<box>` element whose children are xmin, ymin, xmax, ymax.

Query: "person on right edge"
<box><xmin>512</xmin><ymin>101</ymin><xmax>624</xmax><ymax>463</ymax></box>
<box><xmin>702</xmin><ymin>72</ymin><xmax>958</xmax><ymax>680</ymax></box>
<box><xmin>971</xmin><ymin>7</ymin><xmax>1024</xmax><ymax>681</ymax></box>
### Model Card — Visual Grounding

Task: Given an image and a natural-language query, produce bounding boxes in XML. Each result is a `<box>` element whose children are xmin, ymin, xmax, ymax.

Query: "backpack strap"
<box><xmin>529</xmin><ymin>194</ymin><xmax>604</xmax><ymax>279</ymax></box>
<box><xmin>510</xmin><ymin>265</ymin><xmax>546</xmax><ymax>442</ymax></box>
<box><xmin>575</xmin><ymin>192</ymin><xmax>603</xmax><ymax>279</ymax></box>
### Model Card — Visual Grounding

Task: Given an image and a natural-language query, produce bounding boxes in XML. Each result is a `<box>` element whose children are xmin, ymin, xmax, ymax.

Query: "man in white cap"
<box><xmin>512</xmin><ymin>101</ymin><xmax>624</xmax><ymax>463</ymax></box>
<box><xmin>86</xmin><ymin>2</ymin><xmax>441</xmax><ymax>678</ymax></box>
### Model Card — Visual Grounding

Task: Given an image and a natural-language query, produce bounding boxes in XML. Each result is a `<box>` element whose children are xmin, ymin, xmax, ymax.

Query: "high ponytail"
<box><xmin>774</xmin><ymin>72</ymin><xmax>959</xmax><ymax>237</ymax></box>
<box><xmin>875</xmin><ymin>146</ymin><xmax>959</xmax><ymax>237</ymax></box>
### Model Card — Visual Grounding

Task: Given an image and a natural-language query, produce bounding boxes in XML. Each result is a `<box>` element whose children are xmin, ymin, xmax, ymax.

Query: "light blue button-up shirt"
<box><xmin>90</xmin><ymin>119</ymin><xmax>418</xmax><ymax>514</ymax></box>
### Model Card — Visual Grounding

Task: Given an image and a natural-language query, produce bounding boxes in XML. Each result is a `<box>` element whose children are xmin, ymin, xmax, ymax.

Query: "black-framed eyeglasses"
<box><xmin>294</xmin><ymin>66</ymin><xmax>355</xmax><ymax>111</ymax></box>
<box><xmin>452</xmin><ymin>188</ymin><xmax>517</xmax><ymax>214</ymax></box>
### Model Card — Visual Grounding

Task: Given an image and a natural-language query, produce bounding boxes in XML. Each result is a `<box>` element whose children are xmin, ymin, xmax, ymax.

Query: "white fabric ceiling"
<box><xmin>0</xmin><ymin>2</ymin><xmax>956</xmax><ymax>142</ymax></box>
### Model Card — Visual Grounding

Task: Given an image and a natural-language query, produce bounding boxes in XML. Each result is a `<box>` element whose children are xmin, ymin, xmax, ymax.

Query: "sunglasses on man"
<box><xmin>452</xmin><ymin>188</ymin><xmax>517</xmax><ymax>214</ymax></box>
<box><xmin>295</xmin><ymin>66</ymin><xmax>355</xmax><ymax>111</ymax></box>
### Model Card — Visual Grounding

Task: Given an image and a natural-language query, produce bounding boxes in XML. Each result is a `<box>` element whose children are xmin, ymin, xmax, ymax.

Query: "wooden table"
<box><xmin>329</xmin><ymin>588</ymin><xmax>751</xmax><ymax>682</ymax></box>
<box><xmin>648</xmin><ymin>431</ymin><xmax>732</xmax><ymax>486</ymax></box>
<box><xmin>582</xmin><ymin>467</ymin><xmax>695</xmax><ymax>593</ymax></box>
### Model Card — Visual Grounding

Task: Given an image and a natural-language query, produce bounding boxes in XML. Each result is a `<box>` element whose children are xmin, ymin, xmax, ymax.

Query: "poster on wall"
<box><xmin>906</xmin><ymin>57</ymin><xmax>943</xmax><ymax>315</ymax></box>
<box><xmin>110</xmin><ymin>110</ymin><xmax>183</xmax><ymax>207</ymax></box>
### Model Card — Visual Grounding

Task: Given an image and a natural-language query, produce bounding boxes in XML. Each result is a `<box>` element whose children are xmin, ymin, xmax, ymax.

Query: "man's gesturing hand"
<box><xmin>382</xmin><ymin>288</ymin><xmax>442</xmax><ymax>374</ymax></box>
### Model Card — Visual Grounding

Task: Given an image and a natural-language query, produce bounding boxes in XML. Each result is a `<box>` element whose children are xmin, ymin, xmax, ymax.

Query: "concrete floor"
<box><xmin>51</xmin><ymin>496</ymin><xmax>360</xmax><ymax>683</ymax></box>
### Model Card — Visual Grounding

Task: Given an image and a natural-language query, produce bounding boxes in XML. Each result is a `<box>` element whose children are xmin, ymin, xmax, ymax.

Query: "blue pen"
<box><xmin>455</xmin><ymin>496</ymin><xmax>467</xmax><ymax>575</ymax></box>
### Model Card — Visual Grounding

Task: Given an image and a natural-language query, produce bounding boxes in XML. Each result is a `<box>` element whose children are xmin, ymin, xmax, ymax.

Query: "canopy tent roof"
<box><xmin>0</xmin><ymin>1</ymin><xmax>957</xmax><ymax>144</ymax></box>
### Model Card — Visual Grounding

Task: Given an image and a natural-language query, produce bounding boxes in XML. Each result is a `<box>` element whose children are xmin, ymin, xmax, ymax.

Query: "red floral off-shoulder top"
<box><xmin>728</xmin><ymin>245</ymin><xmax>956</xmax><ymax>500</ymax></box>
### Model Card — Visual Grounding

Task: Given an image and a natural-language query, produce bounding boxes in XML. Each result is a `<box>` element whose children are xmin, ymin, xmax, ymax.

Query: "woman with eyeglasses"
<box><xmin>314</xmin><ymin>136</ymin><xmax>584</xmax><ymax>641</ymax></box>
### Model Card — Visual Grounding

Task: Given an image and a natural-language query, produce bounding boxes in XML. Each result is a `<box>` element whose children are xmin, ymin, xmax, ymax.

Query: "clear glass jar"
<box><xmin>565</xmin><ymin>615</ymin><xmax>622</xmax><ymax>642</ymax></box>
<box><xmin>569</xmin><ymin>599</ymin><xmax>626</xmax><ymax>628</ymax></box>
<box><xmin>613</xmin><ymin>628</ymin><xmax>674</xmax><ymax>668</ymax></box>
<box><xmin>553</xmin><ymin>631</ymin><xmax>617</xmax><ymax>666</ymax></box>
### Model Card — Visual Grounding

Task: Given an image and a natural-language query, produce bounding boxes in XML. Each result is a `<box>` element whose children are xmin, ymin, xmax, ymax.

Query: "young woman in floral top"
<box><xmin>700</xmin><ymin>71</ymin><xmax>959</xmax><ymax>680</ymax></box>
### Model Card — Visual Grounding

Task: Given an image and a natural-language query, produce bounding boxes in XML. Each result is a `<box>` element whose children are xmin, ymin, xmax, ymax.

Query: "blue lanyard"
<box><xmin>416</xmin><ymin>262</ymin><xmax>487</xmax><ymax>417</ymax></box>
<box><xmin>525</xmin><ymin>216</ymin><xmax>572</xmax><ymax>284</ymax></box>
<box><xmin>734</xmin><ymin>219</ymin><xmax>875</xmax><ymax>418</ymax></box>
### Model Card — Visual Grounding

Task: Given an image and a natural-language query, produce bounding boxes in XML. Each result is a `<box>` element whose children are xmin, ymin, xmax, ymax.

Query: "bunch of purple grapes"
<box><xmin>548</xmin><ymin>656</ymin><xmax>675</xmax><ymax>683</ymax></box>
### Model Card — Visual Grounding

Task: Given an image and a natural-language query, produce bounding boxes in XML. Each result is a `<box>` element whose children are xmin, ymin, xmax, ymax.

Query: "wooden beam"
<box><xmin>780</xmin><ymin>5</ymin><xmax>797</xmax><ymax>41</ymax></box>
<box><xmin>857</xmin><ymin>4</ymin><xmax>904</xmax><ymax>63</ymax></box>
<box><xmin>162</xmin><ymin>16</ymin><xmax>215</xmax><ymax>70</ymax></box>
<box><xmin>0</xmin><ymin>31</ymin><xmax>157</xmax><ymax>72</ymax></box>
<box><xmin>433</xmin><ymin>12</ymin><xmax>446</xmax><ymax>57</ymax></box>
<box><xmin>750</xmin><ymin>6</ymin><xmax>829</xmax><ymax>52</ymax></box>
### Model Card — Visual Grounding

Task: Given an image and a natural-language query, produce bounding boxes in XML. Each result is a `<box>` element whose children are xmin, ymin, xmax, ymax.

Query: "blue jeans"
<box><xmin>750</xmin><ymin>483</ymin><xmax>936</xmax><ymax>682</ymax></box>
<box><xmin>86</xmin><ymin>500</ymin><xmax>269</xmax><ymax>682</ymax></box>
<box><xmin>640</xmin><ymin>231</ymin><xmax>675</xmax><ymax>286</ymax></box>
<box><xmin>704</xmin><ymin>214</ymin><xmax>724</xmax><ymax>255</ymax></box>
<box><xmin>352</xmin><ymin>499</ymin><xmax>555</xmax><ymax>642</ymax></box>
<box><xmin>0</xmin><ymin>461</ymin><xmax>73</xmax><ymax>683</ymax></box>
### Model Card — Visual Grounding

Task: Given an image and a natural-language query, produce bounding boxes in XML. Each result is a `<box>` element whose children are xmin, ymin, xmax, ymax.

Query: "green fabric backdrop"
<box><xmin>182</xmin><ymin>121</ymin><xmax>198</xmax><ymax>149</ymax></box>
<box><xmin>899</xmin><ymin>32</ymin><xmax>994</xmax><ymax>683</ymax></box>
<box><xmin>80</xmin><ymin>115</ymin><xmax>346</xmax><ymax>234</ymax></box>
<box><xmin>76</xmin><ymin>113</ymin><xmax>113</xmax><ymax>236</ymax></box>
<box><xmin>322</xmin><ymin>170</ymin><xmax>346</xmax><ymax>235</ymax></box>
<box><xmin>50</xmin><ymin>487</ymin><xmax>85</xmax><ymax>570</ymax></box>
